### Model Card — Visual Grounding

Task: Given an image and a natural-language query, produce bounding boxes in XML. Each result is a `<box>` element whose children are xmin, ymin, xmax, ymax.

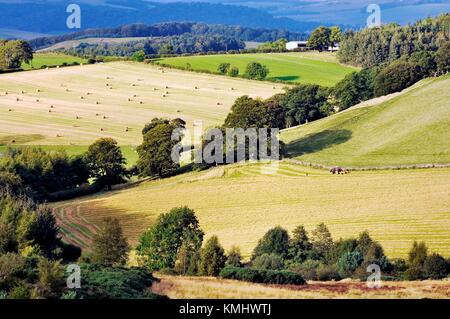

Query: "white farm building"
<box><xmin>286</xmin><ymin>41</ymin><xmax>308</xmax><ymax>51</ymax></box>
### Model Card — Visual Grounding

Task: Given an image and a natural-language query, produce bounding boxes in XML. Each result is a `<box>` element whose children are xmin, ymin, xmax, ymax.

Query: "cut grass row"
<box><xmin>53</xmin><ymin>162</ymin><xmax>450</xmax><ymax>258</ymax></box>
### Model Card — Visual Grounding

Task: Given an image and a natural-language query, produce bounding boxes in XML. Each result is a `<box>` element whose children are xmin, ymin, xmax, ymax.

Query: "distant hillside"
<box><xmin>0</xmin><ymin>1</ymin><xmax>319</xmax><ymax>39</ymax></box>
<box><xmin>29</xmin><ymin>22</ymin><xmax>306</xmax><ymax>50</ymax></box>
<box><xmin>280</xmin><ymin>75</ymin><xmax>450</xmax><ymax>167</ymax></box>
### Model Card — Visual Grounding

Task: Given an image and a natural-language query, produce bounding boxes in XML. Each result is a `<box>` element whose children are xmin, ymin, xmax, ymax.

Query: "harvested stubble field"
<box><xmin>0</xmin><ymin>61</ymin><xmax>284</xmax><ymax>146</ymax></box>
<box><xmin>53</xmin><ymin>162</ymin><xmax>450</xmax><ymax>259</ymax></box>
<box><xmin>152</xmin><ymin>274</ymin><xmax>450</xmax><ymax>299</ymax></box>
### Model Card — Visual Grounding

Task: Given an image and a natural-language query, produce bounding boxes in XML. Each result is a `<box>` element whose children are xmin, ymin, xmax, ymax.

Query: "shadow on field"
<box><xmin>272</xmin><ymin>75</ymin><xmax>300</xmax><ymax>82</ymax></box>
<box><xmin>285</xmin><ymin>129</ymin><xmax>352</xmax><ymax>157</ymax></box>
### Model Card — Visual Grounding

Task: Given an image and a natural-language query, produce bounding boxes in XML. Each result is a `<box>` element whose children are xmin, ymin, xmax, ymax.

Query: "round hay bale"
<box><xmin>8</xmin><ymin>109</ymin><xmax>12</xmax><ymax>112</ymax></box>
<box><xmin>96</xmin><ymin>101</ymin><xmax>100</xmax><ymax>105</ymax></box>
<box><xmin>140</xmin><ymin>101</ymin><xmax>144</xmax><ymax>104</ymax></box>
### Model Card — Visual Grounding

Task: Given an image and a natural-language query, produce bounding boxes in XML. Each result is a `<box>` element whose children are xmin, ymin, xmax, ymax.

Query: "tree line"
<box><xmin>133</xmin><ymin>206</ymin><xmax>450</xmax><ymax>282</ymax></box>
<box><xmin>30</xmin><ymin>22</ymin><xmax>306</xmax><ymax>51</ymax></box>
<box><xmin>61</xmin><ymin>34</ymin><xmax>245</xmax><ymax>58</ymax></box>
<box><xmin>338</xmin><ymin>14</ymin><xmax>449</xmax><ymax>68</ymax></box>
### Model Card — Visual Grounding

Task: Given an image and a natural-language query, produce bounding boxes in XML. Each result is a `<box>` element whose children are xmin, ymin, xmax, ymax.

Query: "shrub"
<box><xmin>408</xmin><ymin>241</ymin><xmax>428</xmax><ymax>267</ymax></box>
<box><xmin>403</xmin><ymin>266</ymin><xmax>424</xmax><ymax>281</ymax></box>
<box><xmin>36</xmin><ymin>258</ymin><xmax>65</xmax><ymax>298</ymax></box>
<box><xmin>423</xmin><ymin>253</ymin><xmax>448</xmax><ymax>279</ymax></box>
<box><xmin>8</xmin><ymin>282</ymin><xmax>31</xmax><ymax>299</ymax></box>
<box><xmin>91</xmin><ymin>217</ymin><xmax>130</xmax><ymax>267</ymax></box>
<box><xmin>374</xmin><ymin>60</ymin><xmax>421</xmax><ymax>96</ymax></box>
<box><xmin>198</xmin><ymin>236</ymin><xmax>227</xmax><ymax>276</ymax></box>
<box><xmin>435</xmin><ymin>41</ymin><xmax>450</xmax><ymax>74</ymax></box>
<box><xmin>252</xmin><ymin>253</ymin><xmax>284</xmax><ymax>271</ymax></box>
<box><xmin>76</xmin><ymin>264</ymin><xmax>160</xmax><ymax>299</ymax></box>
<box><xmin>288</xmin><ymin>260</ymin><xmax>320</xmax><ymax>281</ymax></box>
<box><xmin>311</xmin><ymin>223</ymin><xmax>334</xmax><ymax>261</ymax></box>
<box><xmin>174</xmin><ymin>240</ymin><xmax>200</xmax><ymax>276</ymax></box>
<box><xmin>0</xmin><ymin>253</ymin><xmax>26</xmax><ymax>290</ymax></box>
<box><xmin>252</xmin><ymin>226</ymin><xmax>290</xmax><ymax>260</ymax></box>
<box><xmin>217</xmin><ymin>63</ymin><xmax>231</xmax><ymax>74</ymax></box>
<box><xmin>219</xmin><ymin>266</ymin><xmax>306</xmax><ymax>285</ymax></box>
<box><xmin>137</xmin><ymin>206</ymin><xmax>203</xmax><ymax>271</ymax></box>
<box><xmin>338</xmin><ymin>250</ymin><xmax>363</xmax><ymax>277</ymax></box>
<box><xmin>226</xmin><ymin>246</ymin><xmax>242</xmax><ymax>267</ymax></box>
<box><xmin>227</xmin><ymin>66</ymin><xmax>239</xmax><ymax>77</ymax></box>
<box><xmin>316</xmin><ymin>264</ymin><xmax>341</xmax><ymax>281</ymax></box>
<box><xmin>288</xmin><ymin>225</ymin><xmax>312</xmax><ymax>264</ymax></box>
<box><xmin>244</xmin><ymin>62</ymin><xmax>269</xmax><ymax>80</ymax></box>
<box><xmin>131</xmin><ymin>50</ymin><xmax>146</xmax><ymax>62</ymax></box>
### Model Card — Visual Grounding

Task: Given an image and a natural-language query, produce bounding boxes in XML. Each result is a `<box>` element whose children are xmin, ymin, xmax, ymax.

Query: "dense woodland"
<box><xmin>338</xmin><ymin>14</ymin><xmax>450</xmax><ymax>67</ymax></box>
<box><xmin>61</xmin><ymin>34</ymin><xmax>245</xmax><ymax>57</ymax></box>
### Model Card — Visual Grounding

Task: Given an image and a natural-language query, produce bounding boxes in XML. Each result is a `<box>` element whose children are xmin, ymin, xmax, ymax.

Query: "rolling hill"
<box><xmin>0</xmin><ymin>61</ymin><xmax>284</xmax><ymax>147</ymax></box>
<box><xmin>52</xmin><ymin>72</ymin><xmax>450</xmax><ymax>260</ymax></box>
<box><xmin>53</xmin><ymin>162</ymin><xmax>450</xmax><ymax>259</ymax></box>
<box><xmin>281</xmin><ymin>75</ymin><xmax>450</xmax><ymax>167</ymax></box>
<box><xmin>155</xmin><ymin>52</ymin><xmax>357</xmax><ymax>86</ymax></box>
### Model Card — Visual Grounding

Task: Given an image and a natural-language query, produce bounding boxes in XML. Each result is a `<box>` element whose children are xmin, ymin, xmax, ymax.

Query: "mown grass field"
<box><xmin>53</xmin><ymin>162</ymin><xmax>450</xmax><ymax>259</ymax></box>
<box><xmin>155</xmin><ymin>52</ymin><xmax>358</xmax><ymax>87</ymax></box>
<box><xmin>21</xmin><ymin>53</ymin><xmax>87</xmax><ymax>70</ymax></box>
<box><xmin>0</xmin><ymin>61</ymin><xmax>284</xmax><ymax>148</ymax></box>
<box><xmin>280</xmin><ymin>75</ymin><xmax>450</xmax><ymax>167</ymax></box>
<box><xmin>152</xmin><ymin>274</ymin><xmax>450</xmax><ymax>299</ymax></box>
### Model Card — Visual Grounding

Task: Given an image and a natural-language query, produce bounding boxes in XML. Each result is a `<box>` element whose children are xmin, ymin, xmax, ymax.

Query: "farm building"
<box><xmin>286</xmin><ymin>41</ymin><xmax>308</xmax><ymax>51</ymax></box>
